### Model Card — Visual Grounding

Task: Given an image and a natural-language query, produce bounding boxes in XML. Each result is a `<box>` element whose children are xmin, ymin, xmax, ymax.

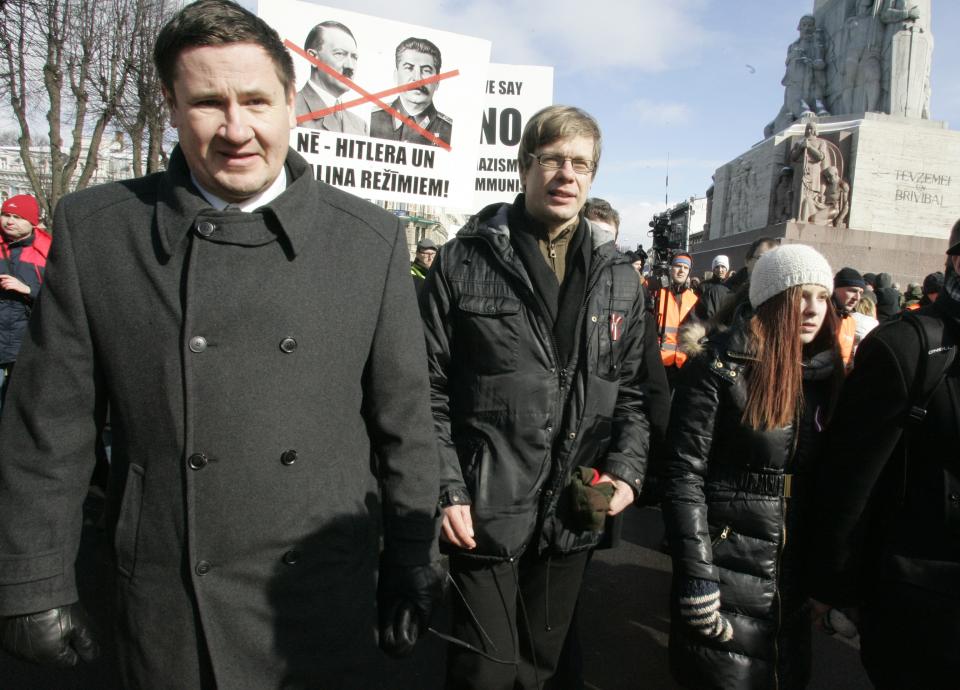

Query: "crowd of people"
<box><xmin>0</xmin><ymin>2</ymin><xmax>958</xmax><ymax>690</ymax></box>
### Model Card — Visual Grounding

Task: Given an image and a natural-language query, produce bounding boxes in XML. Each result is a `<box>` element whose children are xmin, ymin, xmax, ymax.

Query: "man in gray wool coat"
<box><xmin>0</xmin><ymin>1</ymin><xmax>442</xmax><ymax>688</ymax></box>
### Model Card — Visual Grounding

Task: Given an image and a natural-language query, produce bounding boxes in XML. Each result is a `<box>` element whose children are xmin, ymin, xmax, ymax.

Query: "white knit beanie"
<box><xmin>748</xmin><ymin>244</ymin><xmax>833</xmax><ymax>308</ymax></box>
<box><xmin>712</xmin><ymin>254</ymin><xmax>729</xmax><ymax>269</ymax></box>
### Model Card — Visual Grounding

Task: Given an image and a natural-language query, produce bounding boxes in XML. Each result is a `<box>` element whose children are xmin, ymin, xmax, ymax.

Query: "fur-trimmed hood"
<box><xmin>678</xmin><ymin>321</ymin><xmax>709</xmax><ymax>359</ymax></box>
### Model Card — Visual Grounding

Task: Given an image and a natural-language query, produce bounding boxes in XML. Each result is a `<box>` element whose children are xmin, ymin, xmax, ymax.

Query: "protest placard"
<box><xmin>472</xmin><ymin>64</ymin><xmax>554</xmax><ymax>209</ymax></box>
<box><xmin>257</xmin><ymin>0</ymin><xmax>491</xmax><ymax>208</ymax></box>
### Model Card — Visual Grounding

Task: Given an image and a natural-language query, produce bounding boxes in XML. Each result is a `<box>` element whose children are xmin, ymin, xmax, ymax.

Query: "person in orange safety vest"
<box><xmin>832</xmin><ymin>267</ymin><xmax>865</xmax><ymax>371</ymax></box>
<box><xmin>654</xmin><ymin>252</ymin><xmax>699</xmax><ymax>385</ymax></box>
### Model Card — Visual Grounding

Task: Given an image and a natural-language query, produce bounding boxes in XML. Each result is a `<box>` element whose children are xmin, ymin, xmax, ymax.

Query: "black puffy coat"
<box><xmin>420</xmin><ymin>202</ymin><xmax>653</xmax><ymax>560</ymax></box>
<box><xmin>662</xmin><ymin>323</ymin><xmax>838</xmax><ymax>690</ymax></box>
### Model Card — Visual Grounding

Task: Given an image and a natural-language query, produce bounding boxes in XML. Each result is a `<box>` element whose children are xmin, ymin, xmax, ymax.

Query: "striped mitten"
<box><xmin>678</xmin><ymin>577</ymin><xmax>733</xmax><ymax>642</ymax></box>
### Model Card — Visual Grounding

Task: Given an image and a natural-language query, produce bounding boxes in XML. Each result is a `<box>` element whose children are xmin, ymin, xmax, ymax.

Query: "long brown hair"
<box><xmin>742</xmin><ymin>286</ymin><xmax>803</xmax><ymax>429</ymax></box>
<box><xmin>741</xmin><ymin>285</ymin><xmax>838</xmax><ymax>430</ymax></box>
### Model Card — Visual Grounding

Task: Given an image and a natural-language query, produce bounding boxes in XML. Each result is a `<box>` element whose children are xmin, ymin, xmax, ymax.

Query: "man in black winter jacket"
<box><xmin>873</xmin><ymin>271</ymin><xmax>901</xmax><ymax>321</ymax></box>
<box><xmin>809</xmin><ymin>220</ymin><xmax>960</xmax><ymax>688</ymax></box>
<box><xmin>420</xmin><ymin>105</ymin><xmax>654</xmax><ymax>690</ymax></box>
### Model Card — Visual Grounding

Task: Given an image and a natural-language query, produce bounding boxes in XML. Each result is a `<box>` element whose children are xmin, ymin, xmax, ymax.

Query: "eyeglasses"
<box><xmin>528</xmin><ymin>153</ymin><xmax>596</xmax><ymax>175</ymax></box>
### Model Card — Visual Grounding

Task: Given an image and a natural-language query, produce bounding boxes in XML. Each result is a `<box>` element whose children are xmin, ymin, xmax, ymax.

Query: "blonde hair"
<box><xmin>855</xmin><ymin>297</ymin><xmax>876</xmax><ymax>318</ymax></box>
<box><xmin>517</xmin><ymin>105</ymin><xmax>602</xmax><ymax>178</ymax></box>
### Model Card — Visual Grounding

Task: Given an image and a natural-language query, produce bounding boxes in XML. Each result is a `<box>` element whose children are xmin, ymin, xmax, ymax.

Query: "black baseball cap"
<box><xmin>416</xmin><ymin>238</ymin><xmax>438</xmax><ymax>251</ymax></box>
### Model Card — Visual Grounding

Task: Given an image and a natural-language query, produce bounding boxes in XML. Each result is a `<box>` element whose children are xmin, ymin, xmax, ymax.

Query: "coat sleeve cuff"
<box><xmin>438</xmin><ymin>487</ymin><xmax>471</xmax><ymax>509</ymax></box>
<box><xmin>601</xmin><ymin>459</ymin><xmax>645</xmax><ymax>499</ymax></box>
<box><xmin>0</xmin><ymin>550</ymin><xmax>77</xmax><ymax>617</ymax></box>
<box><xmin>382</xmin><ymin>514</ymin><xmax>440</xmax><ymax>566</ymax></box>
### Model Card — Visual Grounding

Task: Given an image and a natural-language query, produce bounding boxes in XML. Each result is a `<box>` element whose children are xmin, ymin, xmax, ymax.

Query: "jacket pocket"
<box><xmin>114</xmin><ymin>463</ymin><xmax>145</xmax><ymax>578</ymax></box>
<box><xmin>456</xmin><ymin>293</ymin><xmax>522</xmax><ymax>374</ymax></box>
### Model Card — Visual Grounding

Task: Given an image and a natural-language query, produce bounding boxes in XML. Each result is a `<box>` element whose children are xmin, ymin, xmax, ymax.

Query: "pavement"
<box><xmin>1</xmin><ymin>500</ymin><xmax>872</xmax><ymax>689</ymax></box>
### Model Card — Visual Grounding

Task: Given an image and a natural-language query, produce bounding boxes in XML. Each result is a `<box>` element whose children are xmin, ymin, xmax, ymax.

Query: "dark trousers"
<box><xmin>445</xmin><ymin>549</ymin><xmax>590</xmax><ymax>690</ymax></box>
<box><xmin>861</xmin><ymin>581</ymin><xmax>960</xmax><ymax>689</ymax></box>
<box><xmin>0</xmin><ymin>362</ymin><xmax>12</xmax><ymax>411</ymax></box>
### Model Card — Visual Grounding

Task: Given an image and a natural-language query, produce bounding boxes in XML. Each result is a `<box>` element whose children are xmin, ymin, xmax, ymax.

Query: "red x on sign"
<box><xmin>285</xmin><ymin>39</ymin><xmax>459</xmax><ymax>151</ymax></box>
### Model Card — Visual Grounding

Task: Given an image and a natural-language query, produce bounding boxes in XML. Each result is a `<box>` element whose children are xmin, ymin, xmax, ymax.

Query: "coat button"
<box><xmin>189</xmin><ymin>336</ymin><xmax>207</xmax><ymax>353</ymax></box>
<box><xmin>281</xmin><ymin>449</ymin><xmax>298</xmax><ymax>466</ymax></box>
<box><xmin>188</xmin><ymin>453</ymin><xmax>208</xmax><ymax>470</ymax></box>
<box><xmin>195</xmin><ymin>560</ymin><xmax>211</xmax><ymax>576</ymax></box>
<box><xmin>282</xmin><ymin>549</ymin><xmax>300</xmax><ymax>565</ymax></box>
<box><xmin>591</xmin><ymin>315</ymin><xmax>598</xmax><ymax>322</ymax></box>
<box><xmin>279</xmin><ymin>337</ymin><xmax>297</xmax><ymax>353</ymax></box>
<box><xmin>568</xmin><ymin>432</ymin><xmax>576</xmax><ymax>440</ymax></box>
<box><xmin>196</xmin><ymin>221</ymin><xmax>216</xmax><ymax>237</ymax></box>
<box><xmin>950</xmin><ymin>492</ymin><xmax>960</xmax><ymax>504</ymax></box>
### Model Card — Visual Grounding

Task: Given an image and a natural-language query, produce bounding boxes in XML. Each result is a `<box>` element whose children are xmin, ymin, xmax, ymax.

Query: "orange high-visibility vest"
<box><xmin>838</xmin><ymin>313</ymin><xmax>856</xmax><ymax>370</ymax></box>
<box><xmin>657</xmin><ymin>288</ymin><xmax>698</xmax><ymax>368</ymax></box>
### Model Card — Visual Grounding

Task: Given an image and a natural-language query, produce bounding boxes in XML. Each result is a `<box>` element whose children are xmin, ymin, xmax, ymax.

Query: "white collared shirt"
<box><xmin>191</xmin><ymin>168</ymin><xmax>288</xmax><ymax>213</ymax></box>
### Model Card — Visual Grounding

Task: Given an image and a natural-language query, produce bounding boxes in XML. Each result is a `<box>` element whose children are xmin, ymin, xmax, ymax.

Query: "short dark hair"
<box><xmin>304</xmin><ymin>21</ymin><xmax>356</xmax><ymax>54</ymax></box>
<box><xmin>583</xmin><ymin>198</ymin><xmax>620</xmax><ymax>230</ymax></box>
<box><xmin>394</xmin><ymin>37</ymin><xmax>441</xmax><ymax>72</ymax></box>
<box><xmin>746</xmin><ymin>236</ymin><xmax>779</xmax><ymax>261</ymax></box>
<box><xmin>154</xmin><ymin>0</ymin><xmax>296</xmax><ymax>98</ymax></box>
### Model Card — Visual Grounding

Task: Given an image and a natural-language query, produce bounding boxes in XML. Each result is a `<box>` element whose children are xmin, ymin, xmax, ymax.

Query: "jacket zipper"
<box><xmin>470</xmin><ymin>231</ymin><xmax>622</xmax><ymax>497</ymax></box>
<box><xmin>711</xmin><ymin>525</ymin><xmax>731</xmax><ymax>547</ymax></box>
<box><xmin>773</xmin><ymin>412</ymin><xmax>801</xmax><ymax>690</ymax></box>
<box><xmin>773</xmin><ymin>502</ymin><xmax>786</xmax><ymax>690</ymax></box>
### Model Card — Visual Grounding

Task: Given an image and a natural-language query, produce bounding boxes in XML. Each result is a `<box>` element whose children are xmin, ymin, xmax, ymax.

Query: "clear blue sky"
<box><xmin>296</xmin><ymin>0</ymin><xmax>958</xmax><ymax>249</ymax></box>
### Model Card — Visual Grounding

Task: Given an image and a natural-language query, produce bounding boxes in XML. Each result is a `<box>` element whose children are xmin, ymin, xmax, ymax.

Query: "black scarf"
<box><xmin>507</xmin><ymin>196</ymin><xmax>589</xmax><ymax>367</ymax></box>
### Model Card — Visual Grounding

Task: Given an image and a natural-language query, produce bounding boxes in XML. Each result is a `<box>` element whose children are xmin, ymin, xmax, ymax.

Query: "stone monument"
<box><xmin>690</xmin><ymin>0</ymin><xmax>956</xmax><ymax>287</ymax></box>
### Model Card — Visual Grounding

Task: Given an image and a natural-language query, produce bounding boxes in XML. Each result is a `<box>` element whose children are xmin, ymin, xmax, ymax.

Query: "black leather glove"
<box><xmin>0</xmin><ymin>603</ymin><xmax>100</xmax><ymax>666</ymax></box>
<box><xmin>377</xmin><ymin>558</ymin><xmax>444</xmax><ymax>658</ymax></box>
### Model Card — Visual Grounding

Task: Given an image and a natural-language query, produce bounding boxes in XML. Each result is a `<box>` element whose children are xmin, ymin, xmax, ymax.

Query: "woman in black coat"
<box><xmin>662</xmin><ymin>244</ymin><xmax>843</xmax><ymax>690</ymax></box>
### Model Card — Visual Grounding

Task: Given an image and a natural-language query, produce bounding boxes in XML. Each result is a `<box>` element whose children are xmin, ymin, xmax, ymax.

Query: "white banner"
<box><xmin>258</xmin><ymin>0</ymin><xmax>491</xmax><ymax>208</ymax></box>
<box><xmin>472</xmin><ymin>64</ymin><xmax>554</xmax><ymax>210</ymax></box>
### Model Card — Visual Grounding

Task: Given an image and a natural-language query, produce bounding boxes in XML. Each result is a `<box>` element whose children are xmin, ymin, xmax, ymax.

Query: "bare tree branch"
<box><xmin>0</xmin><ymin>0</ymin><xmax>159</xmax><ymax>216</ymax></box>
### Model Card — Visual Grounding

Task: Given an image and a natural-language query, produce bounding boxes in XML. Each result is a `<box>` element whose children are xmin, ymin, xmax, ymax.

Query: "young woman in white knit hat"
<box><xmin>661</xmin><ymin>244</ymin><xmax>845</xmax><ymax>690</ymax></box>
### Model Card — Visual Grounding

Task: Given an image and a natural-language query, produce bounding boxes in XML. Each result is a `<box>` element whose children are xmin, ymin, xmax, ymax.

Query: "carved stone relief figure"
<box><xmin>723</xmin><ymin>158</ymin><xmax>756</xmax><ymax>236</ymax></box>
<box><xmin>839</xmin><ymin>0</ymin><xmax>885</xmax><ymax>113</ymax></box>
<box><xmin>772</xmin><ymin>166</ymin><xmax>795</xmax><ymax>224</ymax></box>
<box><xmin>881</xmin><ymin>0</ymin><xmax>931</xmax><ymax>118</ymax></box>
<box><xmin>768</xmin><ymin>15</ymin><xmax>830</xmax><ymax>136</ymax></box>
<box><xmin>790</xmin><ymin>122</ymin><xmax>846</xmax><ymax>225</ymax></box>
<box><xmin>808</xmin><ymin>165</ymin><xmax>850</xmax><ymax>227</ymax></box>
<box><xmin>834</xmin><ymin>175</ymin><xmax>851</xmax><ymax>228</ymax></box>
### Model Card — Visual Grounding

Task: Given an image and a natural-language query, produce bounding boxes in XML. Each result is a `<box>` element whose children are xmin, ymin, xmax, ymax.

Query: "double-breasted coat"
<box><xmin>0</xmin><ymin>147</ymin><xmax>439</xmax><ymax>688</ymax></box>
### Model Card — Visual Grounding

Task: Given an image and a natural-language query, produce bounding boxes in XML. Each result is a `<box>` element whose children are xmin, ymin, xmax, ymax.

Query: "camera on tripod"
<box><xmin>646</xmin><ymin>212</ymin><xmax>682</xmax><ymax>287</ymax></box>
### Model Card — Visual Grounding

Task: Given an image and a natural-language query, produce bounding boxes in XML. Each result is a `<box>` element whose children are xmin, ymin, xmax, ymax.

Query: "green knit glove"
<box><xmin>568</xmin><ymin>466</ymin><xmax>615</xmax><ymax>531</ymax></box>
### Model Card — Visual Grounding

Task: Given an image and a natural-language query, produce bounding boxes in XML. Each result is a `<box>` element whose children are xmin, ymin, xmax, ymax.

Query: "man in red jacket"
<box><xmin>0</xmin><ymin>194</ymin><xmax>50</xmax><ymax>407</ymax></box>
